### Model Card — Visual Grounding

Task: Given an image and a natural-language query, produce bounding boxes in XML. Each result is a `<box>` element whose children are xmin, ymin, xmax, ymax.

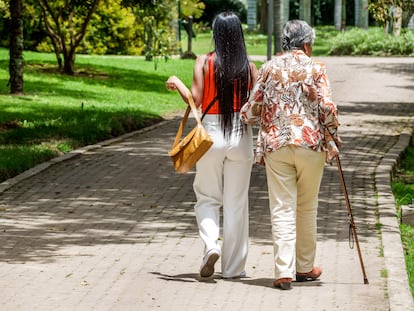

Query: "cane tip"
<box><xmin>364</xmin><ymin>278</ymin><xmax>369</xmax><ymax>284</ymax></box>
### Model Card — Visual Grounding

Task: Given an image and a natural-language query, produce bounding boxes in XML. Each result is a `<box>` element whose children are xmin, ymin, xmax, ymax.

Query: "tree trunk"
<box><xmin>334</xmin><ymin>0</ymin><xmax>342</xmax><ymax>30</ymax></box>
<box><xmin>267</xmin><ymin>0</ymin><xmax>273</xmax><ymax>59</ymax></box>
<box><xmin>282</xmin><ymin>0</ymin><xmax>289</xmax><ymax>25</ymax></box>
<box><xmin>392</xmin><ymin>6</ymin><xmax>403</xmax><ymax>36</ymax></box>
<box><xmin>9</xmin><ymin>0</ymin><xmax>24</xmax><ymax>94</ymax></box>
<box><xmin>63</xmin><ymin>51</ymin><xmax>75</xmax><ymax>75</ymax></box>
<box><xmin>357</xmin><ymin>0</ymin><xmax>369</xmax><ymax>29</ymax></box>
<box><xmin>37</xmin><ymin>0</ymin><xmax>100</xmax><ymax>75</ymax></box>
<box><xmin>144</xmin><ymin>18</ymin><xmax>153</xmax><ymax>61</ymax></box>
<box><xmin>361</xmin><ymin>0</ymin><xmax>369</xmax><ymax>29</ymax></box>
<box><xmin>273</xmin><ymin>0</ymin><xmax>289</xmax><ymax>54</ymax></box>
<box><xmin>341</xmin><ymin>0</ymin><xmax>346</xmax><ymax>31</ymax></box>
<box><xmin>300</xmin><ymin>0</ymin><xmax>311</xmax><ymax>25</ymax></box>
<box><xmin>260</xmin><ymin>0</ymin><xmax>267</xmax><ymax>33</ymax></box>
<box><xmin>354</xmin><ymin>0</ymin><xmax>360</xmax><ymax>27</ymax></box>
<box><xmin>273</xmin><ymin>0</ymin><xmax>282</xmax><ymax>54</ymax></box>
<box><xmin>247</xmin><ymin>0</ymin><xmax>257</xmax><ymax>30</ymax></box>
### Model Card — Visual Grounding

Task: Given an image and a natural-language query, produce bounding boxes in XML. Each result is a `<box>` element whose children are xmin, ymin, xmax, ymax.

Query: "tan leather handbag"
<box><xmin>169</xmin><ymin>93</ymin><xmax>213</xmax><ymax>173</ymax></box>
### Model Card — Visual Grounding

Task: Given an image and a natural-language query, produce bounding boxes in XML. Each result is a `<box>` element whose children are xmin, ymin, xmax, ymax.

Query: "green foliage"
<box><xmin>0</xmin><ymin>0</ymin><xmax>9</xmax><ymax>18</ymax></box>
<box><xmin>328</xmin><ymin>27</ymin><xmax>414</xmax><ymax>56</ymax></box>
<box><xmin>392</xmin><ymin>144</ymin><xmax>414</xmax><ymax>298</ymax></box>
<box><xmin>393</xmin><ymin>182</ymin><xmax>414</xmax><ymax>206</ymax></box>
<box><xmin>313</xmin><ymin>26</ymin><xmax>340</xmax><ymax>55</ymax></box>
<box><xmin>118</xmin><ymin>0</ymin><xmax>206</xmax><ymax>61</ymax></box>
<box><xmin>80</xmin><ymin>1</ymin><xmax>139</xmax><ymax>55</ymax></box>
<box><xmin>369</xmin><ymin>0</ymin><xmax>414</xmax><ymax>26</ymax></box>
<box><xmin>199</xmin><ymin>0</ymin><xmax>247</xmax><ymax>25</ymax></box>
<box><xmin>180</xmin><ymin>0</ymin><xmax>205</xmax><ymax>19</ymax></box>
<box><xmin>34</xmin><ymin>0</ymin><xmax>102</xmax><ymax>74</ymax></box>
<box><xmin>400</xmin><ymin>145</ymin><xmax>414</xmax><ymax>176</ymax></box>
<box><xmin>393</xmin><ymin>145</ymin><xmax>414</xmax><ymax>206</ymax></box>
<box><xmin>120</xmin><ymin>0</ymin><xmax>154</xmax><ymax>8</ymax></box>
<box><xmin>131</xmin><ymin>0</ymin><xmax>177</xmax><ymax>65</ymax></box>
<box><xmin>0</xmin><ymin>0</ymin><xmax>193</xmax><ymax>62</ymax></box>
<box><xmin>22</xmin><ymin>2</ymin><xmax>47</xmax><ymax>51</ymax></box>
<box><xmin>400</xmin><ymin>223</ymin><xmax>414</xmax><ymax>298</ymax></box>
<box><xmin>0</xmin><ymin>145</ymin><xmax>59</xmax><ymax>180</ymax></box>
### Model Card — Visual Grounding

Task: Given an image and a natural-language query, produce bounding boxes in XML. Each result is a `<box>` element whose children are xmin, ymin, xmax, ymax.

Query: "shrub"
<box><xmin>329</xmin><ymin>27</ymin><xmax>414</xmax><ymax>56</ymax></box>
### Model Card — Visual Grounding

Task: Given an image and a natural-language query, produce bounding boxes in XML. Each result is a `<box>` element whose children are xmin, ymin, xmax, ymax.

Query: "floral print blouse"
<box><xmin>241</xmin><ymin>50</ymin><xmax>342</xmax><ymax>164</ymax></box>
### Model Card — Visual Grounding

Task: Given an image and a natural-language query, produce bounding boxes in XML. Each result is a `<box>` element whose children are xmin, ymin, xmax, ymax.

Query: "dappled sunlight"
<box><xmin>1</xmin><ymin>98</ymin><xmax>414</xmax><ymax>265</ymax></box>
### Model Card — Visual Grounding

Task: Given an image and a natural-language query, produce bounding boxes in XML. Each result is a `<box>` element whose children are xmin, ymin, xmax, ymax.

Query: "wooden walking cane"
<box><xmin>335</xmin><ymin>155</ymin><xmax>369</xmax><ymax>284</ymax></box>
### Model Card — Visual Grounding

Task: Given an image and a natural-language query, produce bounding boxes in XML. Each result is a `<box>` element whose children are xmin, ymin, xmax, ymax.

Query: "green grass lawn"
<box><xmin>0</xmin><ymin>28</ymin><xmax>280</xmax><ymax>182</ymax></box>
<box><xmin>0</xmin><ymin>49</ymin><xmax>197</xmax><ymax>181</ymax></box>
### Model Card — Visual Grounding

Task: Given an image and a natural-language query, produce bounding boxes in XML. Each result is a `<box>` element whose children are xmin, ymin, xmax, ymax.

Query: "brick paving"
<box><xmin>0</xmin><ymin>57</ymin><xmax>414</xmax><ymax>311</ymax></box>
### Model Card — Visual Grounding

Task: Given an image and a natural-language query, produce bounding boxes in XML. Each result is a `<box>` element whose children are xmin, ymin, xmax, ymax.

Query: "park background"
<box><xmin>0</xmin><ymin>0</ymin><xmax>413</xmax><ymax>298</ymax></box>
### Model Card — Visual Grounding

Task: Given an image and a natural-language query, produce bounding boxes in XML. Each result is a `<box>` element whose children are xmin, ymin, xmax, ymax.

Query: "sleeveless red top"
<box><xmin>201</xmin><ymin>52</ymin><xmax>244</xmax><ymax>114</ymax></box>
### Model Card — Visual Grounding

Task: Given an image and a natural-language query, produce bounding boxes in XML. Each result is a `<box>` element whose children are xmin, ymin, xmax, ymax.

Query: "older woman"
<box><xmin>241</xmin><ymin>20</ymin><xmax>341</xmax><ymax>290</ymax></box>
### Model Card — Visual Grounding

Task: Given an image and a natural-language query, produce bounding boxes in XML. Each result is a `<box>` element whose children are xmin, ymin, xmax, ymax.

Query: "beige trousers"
<box><xmin>264</xmin><ymin>145</ymin><xmax>325</xmax><ymax>279</ymax></box>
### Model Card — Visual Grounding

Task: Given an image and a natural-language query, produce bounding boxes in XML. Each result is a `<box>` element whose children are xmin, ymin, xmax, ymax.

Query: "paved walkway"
<box><xmin>1</xmin><ymin>57</ymin><xmax>414</xmax><ymax>311</ymax></box>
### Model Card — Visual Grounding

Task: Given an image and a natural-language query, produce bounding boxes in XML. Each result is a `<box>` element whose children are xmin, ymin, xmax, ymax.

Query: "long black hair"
<box><xmin>212</xmin><ymin>12</ymin><xmax>250</xmax><ymax>138</ymax></box>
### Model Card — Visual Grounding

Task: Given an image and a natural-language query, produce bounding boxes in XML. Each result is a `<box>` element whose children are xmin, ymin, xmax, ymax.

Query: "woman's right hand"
<box><xmin>165</xmin><ymin>76</ymin><xmax>191</xmax><ymax>105</ymax></box>
<box><xmin>166</xmin><ymin>76</ymin><xmax>179</xmax><ymax>91</ymax></box>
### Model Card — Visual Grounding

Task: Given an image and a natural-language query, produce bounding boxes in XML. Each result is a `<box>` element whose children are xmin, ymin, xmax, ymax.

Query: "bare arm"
<box><xmin>165</xmin><ymin>75</ymin><xmax>191</xmax><ymax>104</ymax></box>
<box><xmin>165</xmin><ymin>54</ymin><xmax>206</xmax><ymax>107</ymax></box>
<box><xmin>190</xmin><ymin>54</ymin><xmax>206</xmax><ymax>107</ymax></box>
<box><xmin>250</xmin><ymin>61</ymin><xmax>258</xmax><ymax>84</ymax></box>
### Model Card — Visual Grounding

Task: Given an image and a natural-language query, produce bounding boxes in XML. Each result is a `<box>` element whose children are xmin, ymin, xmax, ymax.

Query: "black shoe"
<box><xmin>296</xmin><ymin>267</ymin><xmax>322</xmax><ymax>282</ymax></box>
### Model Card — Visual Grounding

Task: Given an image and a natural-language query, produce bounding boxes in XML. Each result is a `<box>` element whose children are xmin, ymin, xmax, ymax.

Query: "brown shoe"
<box><xmin>273</xmin><ymin>278</ymin><xmax>292</xmax><ymax>290</ymax></box>
<box><xmin>296</xmin><ymin>267</ymin><xmax>322</xmax><ymax>282</ymax></box>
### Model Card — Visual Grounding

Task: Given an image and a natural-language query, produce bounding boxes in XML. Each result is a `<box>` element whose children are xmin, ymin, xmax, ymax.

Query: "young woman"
<box><xmin>166</xmin><ymin>11</ymin><xmax>258</xmax><ymax>279</ymax></box>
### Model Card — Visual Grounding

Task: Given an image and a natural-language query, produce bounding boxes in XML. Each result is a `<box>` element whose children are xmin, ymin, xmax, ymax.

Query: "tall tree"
<box><xmin>282</xmin><ymin>0</ymin><xmax>289</xmax><ymax>23</ymax></box>
<box><xmin>125</xmin><ymin>0</ymin><xmax>175</xmax><ymax>64</ymax></box>
<box><xmin>260</xmin><ymin>0</ymin><xmax>267</xmax><ymax>32</ymax></box>
<box><xmin>247</xmin><ymin>0</ymin><xmax>256</xmax><ymax>30</ymax></box>
<box><xmin>0</xmin><ymin>0</ymin><xmax>8</xmax><ymax>13</ymax></box>
<box><xmin>299</xmin><ymin>0</ymin><xmax>311</xmax><ymax>24</ymax></box>
<box><xmin>355</xmin><ymin>0</ymin><xmax>360</xmax><ymax>26</ymax></box>
<box><xmin>334</xmin><ymin>0</ymin><xmax>342</xmax><ymax>30</ymax></box>
<box><xmin>9</xmin><ymin>0</ymin><xmax>24</xmax><ymax>94</ymax></box>
<box><xmin>273</xmin><ymin>0</ymin><xmax>289</xmax><ymax>54</ymax></box>
<box><xmin>356</xmin><ymin>0</ymin><xmax>368</xmax><ymax>29</ymax></box>
<box><xmin>369</xmin><ymin>0</ymin><xmax>414</xmax><ymax>36</ymax></box>
<box><xmin>273</xmin><ymin>0</ymin><xmax>282</xmax><ymax>54</ymax></box>
<box><xmin>37</xmin><ymin>0</ymin><xmax>101</xmax><ymax>75</ymax></box>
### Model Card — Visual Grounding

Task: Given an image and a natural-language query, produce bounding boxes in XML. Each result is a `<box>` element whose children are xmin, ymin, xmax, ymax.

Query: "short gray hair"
<box><xmin>281</xmin><ymin>20</ymin><xmax>315</xmax><ymax>51</ymax></box>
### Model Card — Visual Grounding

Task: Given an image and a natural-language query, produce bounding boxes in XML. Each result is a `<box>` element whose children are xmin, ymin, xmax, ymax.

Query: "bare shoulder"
<box><xmin>193</xmin><ymin>54</ymin><xmax>209</xmax><ymax>78</ymax></box>
<box><xmin>195</xmin><ymin>54</ymin><xmax>208</xmax><ymax>66</ymax></box>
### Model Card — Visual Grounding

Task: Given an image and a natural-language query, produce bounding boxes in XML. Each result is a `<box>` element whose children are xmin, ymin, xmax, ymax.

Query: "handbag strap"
<box><xmin>201</xmin><ymin>96</ymin><xmax>218</xmax><ymax>121</ymax></box>
<box><xmin>172</xmin><ymin>92</ymin><xmax>203</xmax><ymax>147</ymax></box>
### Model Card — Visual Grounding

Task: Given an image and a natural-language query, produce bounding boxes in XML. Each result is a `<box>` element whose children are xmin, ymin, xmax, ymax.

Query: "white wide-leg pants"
<box><xmin>193</xmin><ymin>114</ymin><xmax>253</xmax><ymax>278</ymax></box>
<box><xmin>264</xmin><ymin>145</ymin><xmax>325</xmax><ymax>279</ymax></box>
